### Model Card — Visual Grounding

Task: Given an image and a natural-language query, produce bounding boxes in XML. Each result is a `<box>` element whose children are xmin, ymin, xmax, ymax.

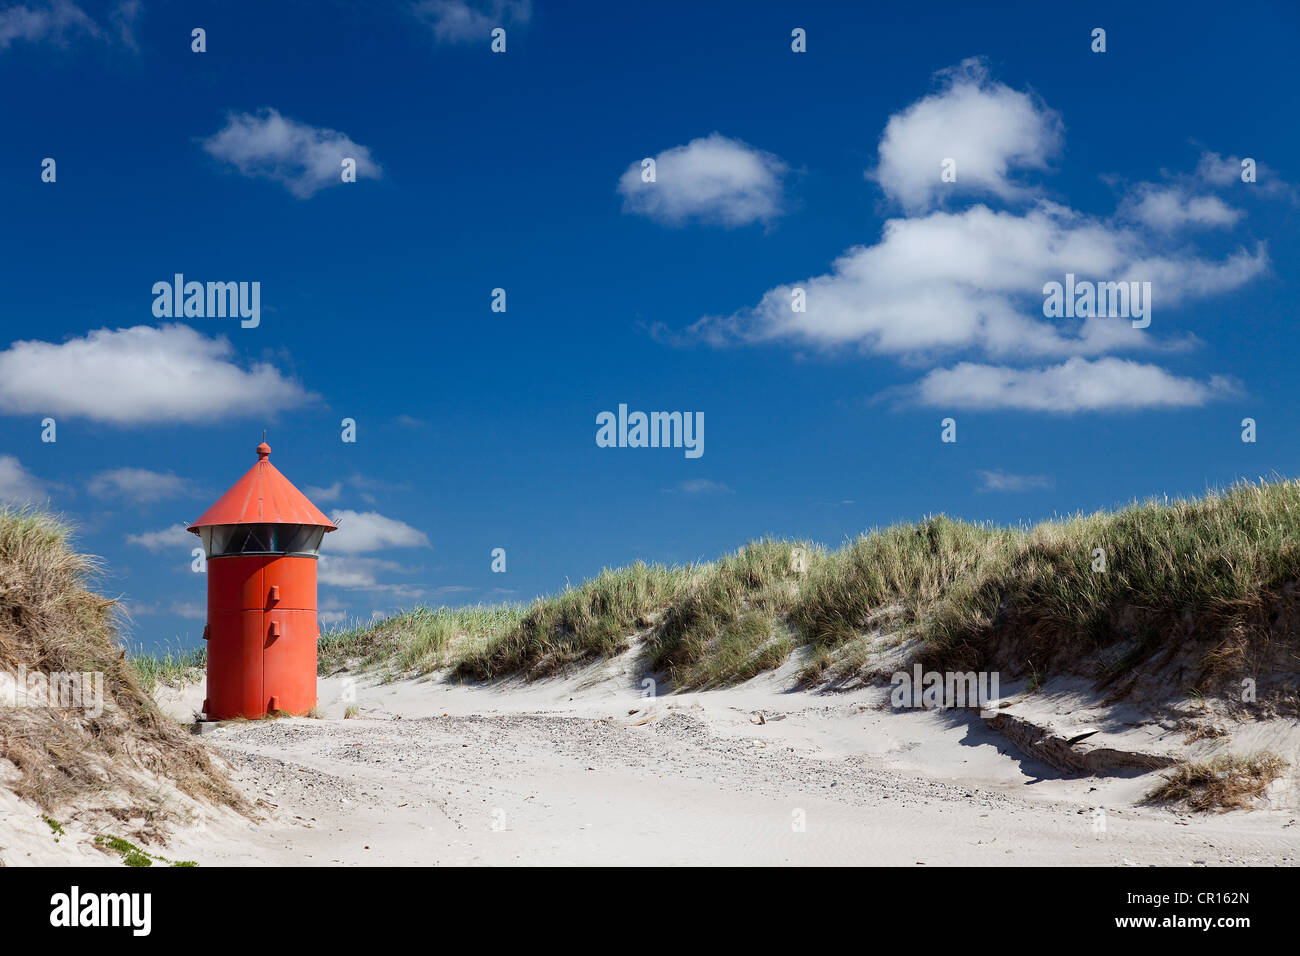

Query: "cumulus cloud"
<box><xmin>689</xmin><ymin>203</ymin><xmax>1265</xmax><ymax>359</ymax></box>
<box><xmin>1116</xmin><ymin>148</ymin><xmax>1295</xmax><ymax>232</ymax></box>
<box><xmin>618</xmin><ymin>133</ymin><xmax>788</xmax><ymax>228</ymax></box>
<box><xmin>911</xmin><ymin>358</ymin><xmax>1236</xmax><ymax>413</ymax></box>
<box><xmin>109</xmin><ymin>0</ymin><xmax>139</xmax><ymax>49</ymax></box>
<box><xmin>318</xmin><ymin>555</ymin><xmax>399</xmax><ymax>588</ymax></box>
<box><xmin>1194</xmin><ymin>150</ymin><xmax>1245</xmax><ymax>186</ymax></box>
<box><xmin>303</xmin><ymin>481</ymin><xmax>342</xmax><ymax>503</ymax></box>
<box><xmin>318</xmin><ymin>555</ymin><xmax>425</xmax><ymax>600</ymax></box>
<box><xmin>328</xmin><ymin>509</ymin><xmax>430</xmax><ymax>554</ymax></box>
<box><xmin>170</xmin><ymin>601</ymin><xmax>205</xmax><ymax>619</ymax></box>
<box><xmin>665</xmin><ymin>479</ymin><xmax>733</xmax><ymax>495</ymax></box>
<box><xmin>1122</xmin><ymin>184</ymin><xmax>1241</xmax><ymax>231</ymax></box>
<box><xmin>0</xmin><ymin>324</ymin><xmax>314</xmax><ymax>425</ymax></box>
<box><xmin>304</xmin><ymin>474</ymin><xmax>400</xmax><ymax>505</ymax></box>
<box><xmin>0</xmin><ymin>0</ymin><xmax>96</xmax><ymax>48</ymax></box>
<box><xmin>125</xmin><ymin>523</ymin><xmax>193</xmax><ymax>552</ymax></box>
<box><xmin>129</xmin><ymin>599</ymin><xmax>205</xmax><ymax>620</ymax></box>
<box><xmin>412</xmin><ymin>0</ymin><xmax>530</xmax><ymax>43</ymax></box>
<box><xmin>0</xmin><ymin>0</ymin><xmax>142</xmax><ymax>51</ymax></box>
<box><xmin>976</xmin><ymin>469</ymin><xmax>1053</xmax><ymax>493</ymax></box>
<box><xmin>870</xmin><ymin>58</ymin><xmax>1062</xmax><ymax>213</ymax></box>
<box><xmin>677</xmin><ymin>65</ymin><xmax>1273</xmax><ymax>413</ymax></box>
<box><xmin>88</xmin><ymin>467</ymin><xmax>188</xmax><ymax>502</ymax></box>
<box><xmin>0</xmin><ymin>455</ymin><xmax>48</xmax><ymax>505</ymax></box>
<box><xmin>202</xmin><ymin>108</ymin><xmax>381</xmax><ymax>199</ymax></box>
<box><xmin>1193</xmin><ymin>149</ymin><xmax>1294</xmax><ymax>199</ymax></box>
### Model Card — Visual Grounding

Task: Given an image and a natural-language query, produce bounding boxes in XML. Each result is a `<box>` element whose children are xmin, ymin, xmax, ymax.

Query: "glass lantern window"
<box><xmin>200</xmin><ymin>523</ymin><xmax>326</xmax><ymax>557</ymax></box>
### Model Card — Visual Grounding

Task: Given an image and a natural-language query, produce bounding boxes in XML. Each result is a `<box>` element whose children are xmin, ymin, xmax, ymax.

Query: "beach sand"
<box><xmin>6</xmin><ymin>650</ymin><xmax>1297</xmax><ymax>866</ymax></box>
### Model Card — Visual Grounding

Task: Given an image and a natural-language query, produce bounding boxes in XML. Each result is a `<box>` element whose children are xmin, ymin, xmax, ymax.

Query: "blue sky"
<box><xmin>1</xmin><ymin>0</ymin><xmax>1297</xmax><ymax>652</ymax></box>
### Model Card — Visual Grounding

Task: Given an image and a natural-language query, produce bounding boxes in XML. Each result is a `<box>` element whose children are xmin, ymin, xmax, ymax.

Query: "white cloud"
<box><xmin>665</xmin><ymin>479</ymin><xmax>733</xmax><ymax>495</ymax></box>
<box><xmin>1195</xmin><ymin>150</ymin><xmax>1244</xmax><ymax>186</ymax></box>
<box><xmin>679</xmin><ymin>66</ymin><xmax>1274</xmax><ymax>414</ymax></box>
<box><xmin>0</xmin><ymin>455</ymin><xmax>48</xmax><ymax>505</ymax></box>
<box><xmin>412</xmin><ymin>0</ymin><xmax>530</xmax><ymax>43</ymax></box>
<box><xmin>430</xmin><ymin>584</ymin><xmax>473</xmax><ymax>596</ymax></box>
<box><xmin>689</xmin><ymin>202</ymin><xmax>1265</xmax><ymax>359</ymax></box>
<box><xmin>0</xmin><ymin>0</ymin><xmax>96</xmax><ymax>49</ymax></box>
<box><xmin>912</xmin><ymin>358</ymin><xmax>1236</xmax><ymax>413</ymax></box>
<box><xmin>1194</xmin><ymin>150</ymin><xmax>1295</xmax><ymax>199</ymax></box>
<box><xmin>89</xmin><ymin>467</ymin><xmax>188</xmax><ymax>502</ymax></box>
<box><xmin>976</xmin><ymin>470</ymin><xmax>1053</xmax><ymax>493</ymax></box>
<box><xmin>1122</xmin><ymin>184</ymin><xmax>1241</xmax><ymax>231</ymax></box>
<box><xmin>870</xmin><ymin>58</ymin><xmax>1062</xmax><ymax>213</ymax></box>
<box><xmin>0</xmin><ymin>324</ymin><xmax>314</xmax><ymax>425</ymax></box>
<box><xmin>127</xmin><ymin>599</ymin><xmax>205</xmax><ymax>620</ymax></box>
<box><xmin>318</xmin><ymin>555</ymin><xmax>425</xmax><ymax>600</ymax></box>
<box><xmin>328</xmin><ymin>509</ymin><xmax>430</xmax><ymax>553</ymax></box>
<box><xmin>318</xmin><ymin>555</ymin><xmax>398</xmax><ymax>588</ymax></box>
<box><xmin>303</xmin><ymin>481</ymin><xmax>342</xmax><ymax>503</ymax></box>
<box><xmin>1112</xmin><ymin>147</ymin><xmax>1296</xmax><ymax>234</ymax></box>
<box><xmin>618</xmin><ymin>133</ymin><xmax>788</xmax><ymax>228</ymax></box>
<box><xmin>125</xmin><ymin>523</ymin><xmax>194</xmax><ymax>552</ymax></box>
<box><xmin>166</xmin><ymin>600</ymin><xmax>205</xmax><ymax>620</ymax></box>
<box><xmin>0</xmin><ymin>0</ymin><xmax>140</xmax><ymax>51</ymax></box>
<box><xmin>317</xmin><ymin>596</ymin><xmax>350</xmax><ymax>626</ymax></box>
<box><xmin>202</xmin><ymin>108</ymin><xmax>381</xmax><ymax>199</ymax></box>
<box><xmin>109</xmin><ymin>0</ymin><xmax>139</xmax><ymax>50</ymax></box>
<box><xmin>1126</xmin><ymin>245</ymin><xmax>1266</xmax><ymax>303</ymax></box>
<box><xmin>304</xmin><ymin>474</ymin><xmax>398</xmax><ymax>505</ymax></box>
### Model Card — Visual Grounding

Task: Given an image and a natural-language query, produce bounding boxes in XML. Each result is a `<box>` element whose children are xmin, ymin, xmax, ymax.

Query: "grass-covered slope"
<box><xmin>316</xmin><ymin>480</ymin><xmax>1300</xmax><ymax>706</ymax></box>
<box><xmin>0</xmin><ymin>509</ymin><xmax>242</xmax><ymax>831</ymax></box>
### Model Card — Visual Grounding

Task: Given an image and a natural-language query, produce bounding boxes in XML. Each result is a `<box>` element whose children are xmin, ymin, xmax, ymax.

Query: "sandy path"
<box><xmin>151</xmin><ymin>665</ymin><xmax>1299</xmax><ymax>867</ymax></box>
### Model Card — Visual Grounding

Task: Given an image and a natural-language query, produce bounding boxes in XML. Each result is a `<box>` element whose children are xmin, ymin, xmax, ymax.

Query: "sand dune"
<box><xmin>123</xmin><ymin>652</ymin><xmax>1299</xmax><ymax>867</ymax></box>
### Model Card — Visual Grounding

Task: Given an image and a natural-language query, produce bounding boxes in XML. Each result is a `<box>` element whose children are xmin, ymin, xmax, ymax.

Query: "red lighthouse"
<box><xmin>188</xmin><ymin>441</ymin><xmax>336</xmax><ymax>720</ymax></box>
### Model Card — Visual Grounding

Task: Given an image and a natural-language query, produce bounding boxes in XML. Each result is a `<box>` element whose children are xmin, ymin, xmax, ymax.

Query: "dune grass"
<box><xmin>0</xmin><ymin>507</ymin><xmax>243</xmax><ymax>818</ymax></box>
<box><xmin>644</xmin><ymin>539</ymin><xmax>814</xmax><ymax>687</ymax></box>
<box><xmin>916</xmin><ymin>480</ymin><xmax>1300</xmax><ymax>683</ymax></box>
<box><xmin>129</xmin><ymin>479</ymin><xmax>1300</xmax><ymax>700</ymax></box>
<box><xmin>318</xmin><ymin>604</ymin><xmax>526</xmax><ymax>677</ymax></box>
<box><xmin>1143</xmin><ymin>752</ymin><xmax>1289</xmax><ymax>811</ymax></box>
<box><xmin>455</xmin><ymin>562</ymin><xmax>686</xmax><ymax>680</ymax></box>
<box><xmin>129</xmin><ymin>643</ymin><xmax>207</xmax><ymax>695</ymax></box>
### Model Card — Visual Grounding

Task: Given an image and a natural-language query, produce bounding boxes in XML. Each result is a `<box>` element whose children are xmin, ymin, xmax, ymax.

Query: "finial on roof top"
<box><xmin>257</xmin><ymin>439</ymin><xmax>271</xmax><ymax>461</ymax></box>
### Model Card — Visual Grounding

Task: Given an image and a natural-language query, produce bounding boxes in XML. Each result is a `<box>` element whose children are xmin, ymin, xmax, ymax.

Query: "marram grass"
<box><xmin>131</xmin><ymin>479</ymin><xmax>1300</xmax><ymax>694</ymax></box>
<box><xmin>0</xmin><ymin>507</ymin><xmax>243</xmax><ymax>815</ymax></box>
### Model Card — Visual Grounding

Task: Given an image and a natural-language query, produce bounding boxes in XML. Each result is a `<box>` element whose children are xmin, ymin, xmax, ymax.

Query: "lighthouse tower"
<box><xmin>188</xmin><ymin>441</ymin><xmax>336</xmax><ymax>720</ymax></box>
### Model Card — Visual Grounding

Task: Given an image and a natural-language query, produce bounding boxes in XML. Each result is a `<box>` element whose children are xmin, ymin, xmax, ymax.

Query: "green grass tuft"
<box><xmin>129</xmin><ymin>643</ymin><xmax>207</xmax><ymax>695</ymax></box>
<box><xmin>455</xmin><ymin>562</ymin><xmax>686</xmax><ymax>680</ymax></box>
<box><xmin>320</xmin><ymin>604</ymin><xmax>526</xmax><ymax>677</ymax></box>
<box><xmin>94</xmin><ymin>833</ymin><xmax>197</xmax><ymax>867</ymax></box>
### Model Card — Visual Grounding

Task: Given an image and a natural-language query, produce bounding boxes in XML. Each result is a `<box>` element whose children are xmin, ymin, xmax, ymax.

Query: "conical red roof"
<box><xmin>188</xmin><ymin>441</ymin><xmax>337</xmax><ymax>533</ymax></box>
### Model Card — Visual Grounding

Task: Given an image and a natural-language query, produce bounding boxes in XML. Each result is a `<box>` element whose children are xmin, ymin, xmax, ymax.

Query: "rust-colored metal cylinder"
<box><xmin>189</xmin><ymin>441</ymin><xmax>336</xmax><ymax>720</ymax></box>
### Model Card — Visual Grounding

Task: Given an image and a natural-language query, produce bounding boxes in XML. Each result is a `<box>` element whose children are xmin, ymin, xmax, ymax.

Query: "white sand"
<box><xmin>152</xmin><ymin>652</ymin><xmax>1300</xmax><ymax>867</ymax></box>
<box><xmin>7</xmin><ymin>651</ymin><xmax>1298</xmax><ymax>866</ymax></box>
